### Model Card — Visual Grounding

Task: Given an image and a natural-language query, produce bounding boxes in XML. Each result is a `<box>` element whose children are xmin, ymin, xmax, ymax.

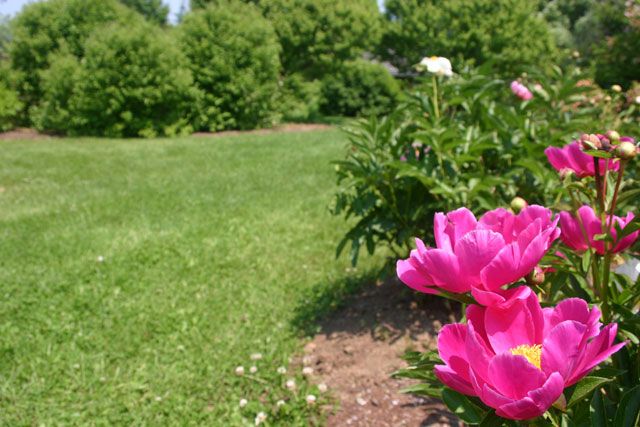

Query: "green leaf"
<box><xmin>614</xmin><ymin>385</ymin><xmax>640</xmax><ymax>427</ymax></box>
<box><xmin>442</xmin><ymin>388</ymin><xmax>487</xmax><ymax>424</ymax></box>
<box><xmin>479</xmin><ymin>410</ymin><xmax>513</xmax><ymax>427</ymax></box>
<box><xmin>590</xmin><ymin>388</ymin><xmax>608</xmax><ymax>427</ymax></box>
<box><xmin>399</xmin><ymin>383</ymin><xmax>442</xmax><ymax>399</ymax></box>
<box><xmin>567</xmin><ymin>376</ymin><xmax>612</xmax><ymax>408</ymax></box>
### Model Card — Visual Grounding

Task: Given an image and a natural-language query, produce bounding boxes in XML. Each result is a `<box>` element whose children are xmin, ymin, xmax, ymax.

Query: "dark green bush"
<box><xmin>10</xmin><ymin>0</ymin><xmax>135</xmax><ymax>111</ymax></box>
<box><xmin>380</xmin><ymin>0</ymin><xmax>558</xmax><ymax>75</ymax></box>
<box><xmin>277</xmin><ymin>74</ymin><xmax>322</xmax><ymax>122</ymax></box>
<box><xmin>179</xmin><ymin>1</ymin><xmax>281</xmax><ymax>131</ymax></box>
<box><xmin>0</xmin><ymin>82</ymin><xmax>22</xmax><ymax>132</ymax></box>
<box><xmin>34</xmin><ymin>22</ymin><xmax>197</xmax><ymax>137</ymax></box>
<box><xmin>320</xmin><ymin>59</ymin><xmax>400</xmax><ymax>117</ymax></box>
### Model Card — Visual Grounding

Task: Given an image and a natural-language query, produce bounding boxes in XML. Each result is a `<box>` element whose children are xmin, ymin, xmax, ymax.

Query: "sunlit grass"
<box><xmin>0</xmin><ymin>130</ymin><xmax>382</xmax><ymax>425</ymax></box>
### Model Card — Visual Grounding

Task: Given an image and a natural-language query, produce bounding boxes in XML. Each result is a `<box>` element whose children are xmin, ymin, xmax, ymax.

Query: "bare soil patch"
<box><xmin>302</xmin><ymin>278</ymin><xmax>462</xmax><ymax>426</ymax></box>
<box><xmin>0</xmin><ymin>128</ymin><xmax>52</xmax><ymax>141</ymax></box>
<box><xmin>192</xmin><ymin>123</ymin><xmax>333</xmax><ymax>138</ymax></box>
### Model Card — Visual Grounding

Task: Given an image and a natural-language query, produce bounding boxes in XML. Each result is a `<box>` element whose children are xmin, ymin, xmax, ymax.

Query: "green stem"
<box><xmin>601</xmin><ymin>252</ymin><xmax>612</xmax><ymax>323</ymax></box>
<box><xmin>432</xmin><ymin>75</ymin><xmax>440</xmax><ymax>120</ymax></box>
<box><xmin>438</xmin><ymin>290</ymin><xmax>475</xmax><ymax>305</ymax></box>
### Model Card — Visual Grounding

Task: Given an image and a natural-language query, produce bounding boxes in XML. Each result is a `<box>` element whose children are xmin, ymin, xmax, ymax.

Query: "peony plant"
<box><xmin>394</xmin><ymin>131</ymin><xmax>639</xmax><ymax>426</ymax></box>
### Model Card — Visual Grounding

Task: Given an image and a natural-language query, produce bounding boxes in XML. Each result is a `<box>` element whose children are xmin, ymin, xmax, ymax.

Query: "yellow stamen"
<box><xmin>430</xmin><ymin>56</ymin><xmax>438</xmax><ymax>60</ymax></box>
<box><xmin>510</xmin><ymin>344</ymin><xmax>542</xmax><ymax>370</ymax></box>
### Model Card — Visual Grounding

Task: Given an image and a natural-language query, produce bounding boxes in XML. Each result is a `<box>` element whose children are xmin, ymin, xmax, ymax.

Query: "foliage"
<box><xmin>9</xmin><ymin>0</ymin><xmax>135</xmax><ymax>112</ymax></box>
<box><xmin>261</xmin><ymin>0</ymin><xmax>382</xmax><ymax>77</ymax></box>
<box><xmin>0</xmin><ymin>130</ymin><xmax>381</xmax><ymax>424</ymax></box>
<box><xmin>0</xmin><ymin>81</ymin><xmax>22</xmax><ymax>132</ymax></box>
<box><xmin>0</xmin><ymin>14</ymin><xmax>10</xmax><ymax>60</ymax></box>
<box><xmin>34</xmin><ymin>22</ymin><xmax>196</xmax><ymax>137</ymax></box>
<box><xmin>380</xmin><ymin>0</ymin><xmax>558</xmax><ymax>75</ymax></box>
<box><xmin>179</xmin><ymin>0</ymin><xmax>281</xmax><ymax>131</ymax></box>
<box><xmin>320</xmin><ymin>59</ymin><xmax>401</xmax><ymax>118</ymax></box>
<box><xmin>118</xmin><ymin>0</ymin><xmax>169</xmax><ymax>25</ymax></box>
<box><xmin>277</xmin><ymin>73</ymin><xmax>322</xmax><ymax>122</ymax></box>
<box><xmin>331</xmin><ymin>65</ymin><xmax>627</xmax><ymax>265</ymax></box>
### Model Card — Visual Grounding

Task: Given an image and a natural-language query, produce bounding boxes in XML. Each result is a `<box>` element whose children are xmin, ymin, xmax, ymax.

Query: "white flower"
<box><xmin>249</xmin><ymin>366</ymin><xmax>258</xmax><ymax>374</ymax></box>
<box><xmin>635</xmin><ymin>95</ymin><xmax>640</xmax><ymax>105</ymax></box>
<box><xmin>285</xmin><ymin>379</ymin><xmax>296</xmax><ymax>390</ymax></box>
<box><xmin>277</xmin><ymin>366</ymin><xmax>287</xmax><ymax>374</ymax></box>
<box><xmin>276</xmin><ymin>399</ymin><xmax>285</xmax><ymax>407</ymax></box>
<box><xmin>302</xmin><ymin>367</ymin><xmax>313</xmax><ymax>377</ymax></box>
<box><xmin>97</xmin><ymin>256</ymin><xmax>105</xmax><ymax>263</ymax></box>
<box><xmin>419</xmin><ymin>56</ymin><xmax>453</xmax><ymax>77</ymax></box>
<box><xmin>318</xmin><ymin>383</ymin><xmax>328</xmax><ymax>393</ymax></box>
<box><xmin>235</xmin><ymin>366</ymin><xmax>245</xmax><ymax>376</ymax></box>
<box><xmin>255</xmin><ymin>412</ymin><xmax>267</xmax><ymax>425</ymax></box>
<box><xmin>611</xmin><ymin>84</ymin><xmax>622</xmax><ymax>93</ymax></box>
<box><xmin>239</xmin><ymin>398</ymin><xmax>248</xmax><ymax>408</ymax></box>
<box><xmin>250</xmin><ymin>353</ymin><xmax>262</xmax><ymax>361</ymax></box>
<box><xmin>306</xmin><ymin>394</ymin><xmax>317</xmax><ymax>406</ymax></box>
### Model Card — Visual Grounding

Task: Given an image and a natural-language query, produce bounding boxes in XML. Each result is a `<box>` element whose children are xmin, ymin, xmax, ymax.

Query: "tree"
<box><xmin>10</xmin><ymin>0</ymin><xmax>135</xmax><ymax>113</ymax></box>
<box><xmin>179</xmin><ymin>0</ymin><xmax>281</xmax><ymax>130</ymax></box>
<box><xmin>0</xmin><ymin>14</ymin><xmax>10</xmax><ymax>60</ymax></box>
<box><xmin>119</xmin><ymin>0</ymin><xmax>169</xmax><ymax>25</ymax></box>
<box><xmin>380</xmin><ymin>0</ymin><xmax>558</xmax><ymax>74</ymax></box>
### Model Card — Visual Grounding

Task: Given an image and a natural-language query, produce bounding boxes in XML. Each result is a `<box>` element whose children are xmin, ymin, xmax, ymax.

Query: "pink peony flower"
<box><xmin>559</xmin><ymin>205</ymin><xmax>638</xmax><ymax>255</ymax></box>
<box><xmin>510</xmin><ymin>81</ymin><xmax>533</xmax><ymax>101</ymax></box>
<box><xmin>435</xmin><ymin>289</ymin><xmax>625</xmax><ymax>420</ymax></box>
<box><xmin>544</xmin><ymin>141</ymin><xmax>620</xmax><ymax>178</ymax></box>
<box><xmin>396</xmin><ymin>206</ymin><xmax>560</xmax><ymax>305</ymax></box>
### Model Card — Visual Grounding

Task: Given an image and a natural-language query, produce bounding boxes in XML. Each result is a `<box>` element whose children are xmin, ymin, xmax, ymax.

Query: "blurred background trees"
<box><xmin>0</xmin><ymin>0</ymin><xmax>638</xmax><ymax>136</ymax></box>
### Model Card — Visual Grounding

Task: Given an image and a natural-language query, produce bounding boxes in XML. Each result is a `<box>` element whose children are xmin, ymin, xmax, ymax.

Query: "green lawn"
<box><xmin>0</xmin><ymin>130</ymin><xmax>380</xmax><ymax>425</ymax></box>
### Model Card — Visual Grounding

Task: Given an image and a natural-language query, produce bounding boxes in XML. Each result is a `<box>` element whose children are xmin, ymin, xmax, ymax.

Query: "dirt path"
<box><xmin>302</xmin><ymin>278</ymin><xmax>462</xmax><ymax>426</ymax></box>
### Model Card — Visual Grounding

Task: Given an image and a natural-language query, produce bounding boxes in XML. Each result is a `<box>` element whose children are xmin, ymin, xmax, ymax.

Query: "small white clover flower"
<box><xmin>306</xmin><ymin>394</ymin><xmax>317</xmax><ymax>406</ymax></box>
<box><xmin>318</xmin><ymin>383</ymin><xmax>328</xmax><ymax>393</ymax></box>
<box><xmin>276</xmin><ymin>399</ymin><xmax>285</xmax><ymax>407</ymax></box>
<box><xmin>249</xmin><ymin>366</ymin><xmax>258</xmax><ymax>374</ymax></box>
<box><xmin>97</xmin><ymin>256</ymin><xmax>105</xmax><ymax>263</ymax></box>
<box><xmin>302</xmin><ymin>367</ymin><xmax>313</xmax><ymax>376</ymax></box>
<box><xmin>239</xmin><ymin>398</ymin><xmax>248</xmax><ymax>408</ymax></box>
<box><xmin>285</xmin><ymin>379</ymin><xmax>296</xmax><ymax>390</ymax></box>
<box><xmin>277</xmin><ymin>366</ymin><xmax>287</xmax><ymax>374</ymax></box>
<box><xmin>235</xmin><ymin>366</ymin><xmax>245</xmax><ymax>376</ymax></box>
<box><xmin>635</xmin><ymin>95</ymin><xmax>640</xmax><ymax>105</ymax></box>
<box><xmin>250</xmin><ymin>353</ymin><xmax>262</xmax><ymax>361</ymax></box>
<box><xmin>254</xmin><ymin>412</ymin><xmax>267</xmax><ymax>425</ymax></box>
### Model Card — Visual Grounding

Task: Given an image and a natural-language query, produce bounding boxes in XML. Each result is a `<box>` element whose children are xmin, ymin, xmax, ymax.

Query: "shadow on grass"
<box><xmin>291</xmin><ymin>261</ymin><xmax>460</xmax><ymax>342</ymax></box>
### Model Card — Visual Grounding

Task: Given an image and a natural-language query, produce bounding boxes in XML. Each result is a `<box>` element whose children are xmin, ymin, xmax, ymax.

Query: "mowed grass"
<box><xmin>0</xmin><ymin>130</ymin><xmax>379</xmax><ymax>425</ymax></box>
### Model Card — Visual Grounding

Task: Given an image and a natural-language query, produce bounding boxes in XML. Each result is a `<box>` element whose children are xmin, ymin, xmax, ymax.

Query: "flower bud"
<box><xmin>510</xmin><ymin>197</ymin><xmax>528</xmax><ymax>214</ymax></box>
<box><xmin>616</xmin><ymin>141</ymin><xmax>637</xmax><ymax>160</ymax></box>
<box><xmin>526</xmin><ymin>268</ymin><xmax>545</xmax><ymax>287</ymax></box>
<box><xmin>606</xmin><ymin>130</ymin><xmax>621</xmax><ymax>142</ymax></box>
<box><xmin>604</xmin><ymin>95</ymin><xmax>612</xmax><ymax>102</ymax></box>
<box><xmin>581</xmin><ymin>134</ymin><xmax>601</xmax><ymax>150</ymax></box>
<box><xmin>611</xmin><ymin>84</ymin><xmax>622</xmax><ymax>93</ymax></box>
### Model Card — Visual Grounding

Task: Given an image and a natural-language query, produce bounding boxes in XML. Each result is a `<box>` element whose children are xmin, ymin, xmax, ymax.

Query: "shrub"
<box><xmin>10</xmin><ymin>0</ymin><xmax>135</xmax><ymax>111</ymax></box>
<box><xmin>332</xmin><ymin>66</ymin><xmax>623</xmax><ymax>265</ymax></box>
<box><xmin>264</xmin><ymin>0</ymin><xmax>382</xmax><ymax>77</ymax></box>
<box><xmin>0</xmin><ymin>14</ymin><xmax>10</xmax><ymax>60</ymax></box>
<box><xmin>34</xmin><ymin>22</ymin><xmax>197</xmax><ymax>137</ymax></box>
<box><xmin>320</xmin><ymin>60</ymin><xmax>400</xmax><ymax>117</ymax></box>
<box><xmin>277</xmin><ymin>74</ymin><xmax>322</xmax><ymax>122</ymax></box>
<box><xmin>179</xmin><ymin>0</ymin><xmax>281</xmax><ymax>131</ymax></box>
<box><xmin>0</xmin><ymin>82</ymin><xmax>22</xmax><ymax>132</ymax></box>
<box><xmin>380</xmin><ymin>0</ymin><xmax>558</xmax><ymax>75</ymax></box>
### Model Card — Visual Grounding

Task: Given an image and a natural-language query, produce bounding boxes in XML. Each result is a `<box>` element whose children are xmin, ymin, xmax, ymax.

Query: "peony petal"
<box><xmin>455</xmin><ymin>230</ymin><xmax>505</xmax><ymax>285</ymax></box>
<box><xmin>446</xmin><ymin>207</ymin><xmax>478</xmax><ymax>247</ymax></box>
<box><xmin>545</xmin><ymin>146</ymin><xmax>571</xmax><ymax>176</ymax></box>
<box><xmin>434</xmin><ymin>365</ymin><xmax>475</xmax><ymax>396</ymax></box>
<box><xmin>434</xmin><ymin>213</ymin><xmax>453</xmax><ymax>252</ymax></box>
<box><xmin>567</xmin><ymin>324</ymin><xmax>626</xmax><ymax>385</ymax></box>
<box><xmin>421</xmin><ymin>249</ymin><xmax>468</xmax><ymax>293</ymax></box>
<box><xmin>479</xmin><ymin>208</ymin><xmax>514</xmax><ymax>242</ymax></box>
<box><xmin>496</xmin><ymin>397</ymin><xmax>544</xmax><ymax>421</ymax></box>
<box><xmin>485</xmin><ymin>292</ymin><xmax>541</xmax><ymax>354</ymax></box>
<box><xmin>465</xmin><ymin>321</ymin><xmax>494</xmax><ymax>383</ymax></box>
<box><xmin>541</xmin><ymin>320</ymin><xmax>587</xmax><ymax>380</ymax></box>
<box><xmin>526</xmin><ymin>372</ymin><xmax>564</xmax><ymax>416</ymax></box>
<box><xmin>559</xmin><ymin>211</ymin><xmax>589</xmax><ymax>252</ymax></box>
<box><xmin>437</xmin><ymin>324</ymin><xmax>467</xmax><ymax>365</ymax></box>
<box><xmin>396</xmin><ymin>259</ymin><xmax>439</xmax><ymax>294</ymax></box>
<box><xmin>480</xmin><ymin>243</ymin><xmax>521</xmax><ymax>290</ymax></box>
<box><xmin>488</xmin><ymin>353</ymin><xmax>547</xmax><ymax>399</ymax></box>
